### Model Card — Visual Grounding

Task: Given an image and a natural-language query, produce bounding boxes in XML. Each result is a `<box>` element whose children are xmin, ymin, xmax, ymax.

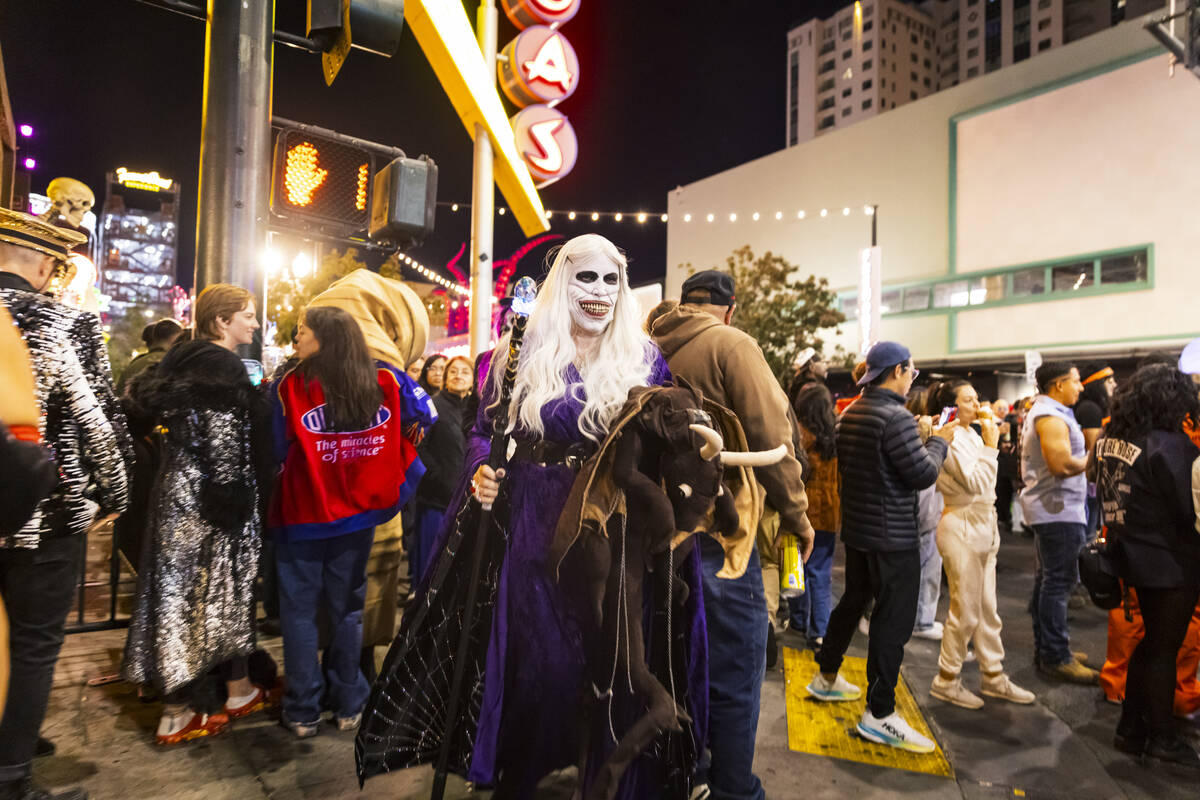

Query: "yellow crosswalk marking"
<box><xmin>782</xmin><ymin>646</ymin><xmax>954</xmax><ymax>778</ymax></box>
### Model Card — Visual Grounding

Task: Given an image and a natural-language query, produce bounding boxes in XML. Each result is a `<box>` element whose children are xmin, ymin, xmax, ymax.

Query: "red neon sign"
<box><xmin>501</xmin><ymin>0</ymin><xmax>580</xmax><ymax>29</ymax></box>
<box><xmin>511</xmin><ymin>106</ymin><xmax>578</xmax><ymax>186</ymax></box>
<box><xmin>499</xmin><ymin>26</ymin><xmax>580</xmax><ymax>107</ymax></box>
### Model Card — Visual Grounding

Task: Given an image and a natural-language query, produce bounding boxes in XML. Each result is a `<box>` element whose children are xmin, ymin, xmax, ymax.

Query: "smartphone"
<box><xmin>938</xmin><ymin>406</ymin><xmax>958</xmax><ymax>427</ymax></box>
<box><xmin>242</xmin><ymin>358</ymin><xmax>265</xmax><ymax>387</ymax></box>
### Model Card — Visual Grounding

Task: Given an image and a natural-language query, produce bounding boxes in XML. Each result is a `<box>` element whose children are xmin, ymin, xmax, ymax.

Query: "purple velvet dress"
<box><xmin>357</xmin><ymin>346</ymin><xmax>707</xmax><ymax>799</ymax></box>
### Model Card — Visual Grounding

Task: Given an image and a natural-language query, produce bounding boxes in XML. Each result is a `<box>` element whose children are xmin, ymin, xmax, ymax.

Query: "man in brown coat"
<box><xmin>652</xmin><ymin>270</ymin><xmax>812</xmax><ymax>800</ymax></box>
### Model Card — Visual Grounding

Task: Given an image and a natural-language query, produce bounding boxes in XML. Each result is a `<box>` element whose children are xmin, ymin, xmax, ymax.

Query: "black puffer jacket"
<box><xmin>837</xmin><ymin>386</ymin><xmax>948</xmax><ymax>551</ymax></box>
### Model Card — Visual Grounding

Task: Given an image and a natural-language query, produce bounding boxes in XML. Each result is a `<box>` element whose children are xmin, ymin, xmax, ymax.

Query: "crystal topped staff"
<box><xmin>430</xmin><ymin>276</ymin><xmax>538</xmax><ymax>800</ymax></box>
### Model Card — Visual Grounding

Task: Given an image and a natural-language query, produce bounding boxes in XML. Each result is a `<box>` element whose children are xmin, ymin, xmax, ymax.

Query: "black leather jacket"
<box><xmin>837</xmin><ymin>386</ymin><xmax>948</xmax><ymax>551</ymax></box>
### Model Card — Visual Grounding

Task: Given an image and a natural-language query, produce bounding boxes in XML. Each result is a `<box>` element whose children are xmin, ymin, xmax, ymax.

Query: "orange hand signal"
<box><xmin>284</xmin><ymin>141</ymin><xmax>329</xmax><ymax>207</ymax></box>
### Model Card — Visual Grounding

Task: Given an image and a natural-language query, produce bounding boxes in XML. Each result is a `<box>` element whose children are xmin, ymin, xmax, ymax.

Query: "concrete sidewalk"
<box><xmin>30</xmin><ymin>533</ymin><xmax>1200</xmax><ymax>799</ymax></box>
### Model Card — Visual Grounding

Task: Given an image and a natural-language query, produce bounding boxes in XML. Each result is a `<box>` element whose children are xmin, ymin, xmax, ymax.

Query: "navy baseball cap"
<box><xmin>681</xmin><ymin>270</ymin><xmax>736</xmax><ymax>306</ymax></box>
<box><xmin>857</xmin><ymin>341</ymin><xmax>912</xmax><ymax>386</ymax></box>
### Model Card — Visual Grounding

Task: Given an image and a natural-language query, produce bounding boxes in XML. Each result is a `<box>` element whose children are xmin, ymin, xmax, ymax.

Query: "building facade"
<box><xmin>98</xmin><ymin>169</ymin><xmax>179</xmax><ymax>318</ymax></box>
<box><xmin>787</xmin><ymin>0</ymin><xmax>1166</xmax><ymax>145</ymax></box>
<box><xmin>676</xmin><ymin>17</ymin><xmax>1195</xmax><ymax>371</ymax></box>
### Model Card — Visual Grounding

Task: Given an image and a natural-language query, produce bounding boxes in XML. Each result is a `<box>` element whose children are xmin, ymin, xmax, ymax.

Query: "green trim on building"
<box><xmin>947</xmin><ymin>48</ymin><xmax>1161</xmax><ymax>274</ymax></box>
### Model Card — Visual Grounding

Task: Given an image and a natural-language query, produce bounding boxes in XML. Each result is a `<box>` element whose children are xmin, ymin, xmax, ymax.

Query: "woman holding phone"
<box><xmin>927</xmin><ymin>379</ymin><xmax>1036</xmax><ymax>709</ymax></box>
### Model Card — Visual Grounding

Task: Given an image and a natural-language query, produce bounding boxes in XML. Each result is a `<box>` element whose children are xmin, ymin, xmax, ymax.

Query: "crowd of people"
<box><xmin>1</xmin><ymin>204</ymin><xmax>1199</xmax><ymax>800</ymax></box>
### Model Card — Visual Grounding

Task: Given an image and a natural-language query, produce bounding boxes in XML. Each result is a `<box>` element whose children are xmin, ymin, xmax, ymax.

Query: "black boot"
<box><xmin>34</xmin><ymin>737</ymin><xmax>55</xmax><ymax>758</ymax></box>
<box><xmin>1144</xmin><ymin>735</ymin><xmax>1200</xmax><ymax>769</ymax></box>
<box><xmin>0</xmin><ymin>778</ymin><xmax>87</xmax><ymax>800</ymax></box>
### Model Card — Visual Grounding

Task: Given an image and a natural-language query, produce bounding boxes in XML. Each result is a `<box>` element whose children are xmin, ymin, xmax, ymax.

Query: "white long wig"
<box><xmin>488</xmin><ymin>233</ymin><xmax>654</xmax><ymax>442</ymax></box>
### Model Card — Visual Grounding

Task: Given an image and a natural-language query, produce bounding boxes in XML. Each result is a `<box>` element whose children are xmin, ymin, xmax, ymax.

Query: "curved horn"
<box><xmin>720</xmin><ymin>444</ymin><xmax>788</xmax><ymax>468</ymax></box>
<box><xmin>689</xmin><ymin>423</ymin><xmax>723</xmax><ymax>461</ymax></box>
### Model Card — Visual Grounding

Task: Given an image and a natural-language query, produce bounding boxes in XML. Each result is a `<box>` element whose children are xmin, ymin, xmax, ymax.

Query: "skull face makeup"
<box><xmin>566</xmin><ymin>256</ymin><xmax>620</xmax><ymax>335</ymax></box>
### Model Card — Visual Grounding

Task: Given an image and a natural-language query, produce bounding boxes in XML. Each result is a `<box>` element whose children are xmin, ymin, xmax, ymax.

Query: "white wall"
<box><xmin>665</xmin><ymin>16</ymin><xmax>1196</xmax><ymax>362</ymax></box>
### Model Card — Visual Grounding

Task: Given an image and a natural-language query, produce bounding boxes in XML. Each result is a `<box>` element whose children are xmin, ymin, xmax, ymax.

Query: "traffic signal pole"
<box><xmin>194</xmin><ymin>0</ymin><xmax>275</xmax><ymax>354</ymax></box>
<box><xmin>468</xmin><ymin>0</ymin><xmax>499</xmax><ymax>358</ymax></box>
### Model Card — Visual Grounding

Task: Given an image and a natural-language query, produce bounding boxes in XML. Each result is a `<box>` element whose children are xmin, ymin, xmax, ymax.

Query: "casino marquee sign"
<box><xmin>498</xmin><ymin>0</ymin><xmax>580</xmax><ymax>187</ymax></box>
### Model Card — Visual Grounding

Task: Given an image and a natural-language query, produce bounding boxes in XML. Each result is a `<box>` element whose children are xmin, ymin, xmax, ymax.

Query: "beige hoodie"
<box><xmin>652</xmin><ymin>305</ymin><xmax>813</xmax><ymax>550</ymax></box>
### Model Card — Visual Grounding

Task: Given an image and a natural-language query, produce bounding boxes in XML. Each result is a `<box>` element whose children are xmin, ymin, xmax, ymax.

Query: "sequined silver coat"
<box><xmin>122</xmin><ymin>340</ymin><xmax>263</xmax><ymax>693</ymax></box>
<box><xmin>0</xmin><ymin>276</ymin><xmax>131</xmax><ymax>549</ymax></box>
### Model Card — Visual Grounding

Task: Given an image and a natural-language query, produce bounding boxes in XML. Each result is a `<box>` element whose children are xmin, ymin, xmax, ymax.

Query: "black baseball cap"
<box><xmin>681</xmin><ymin>270</ymin><xmax>736</xmax><ymax>306</ymax></box>
<box><xmin>857</xmin><ymin>340</ymin><xmax>912</xmax><ymax>386</ymax></box>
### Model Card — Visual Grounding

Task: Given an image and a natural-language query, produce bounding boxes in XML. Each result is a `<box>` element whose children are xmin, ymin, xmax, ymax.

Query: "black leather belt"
<box><xmin>510</xmin><ymin>439</ymin><xmax>596</xmax><ymax>471</ymax></box>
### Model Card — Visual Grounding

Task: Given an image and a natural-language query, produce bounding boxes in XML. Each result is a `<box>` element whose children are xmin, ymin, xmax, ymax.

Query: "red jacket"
<box><xmin>269</xmin><ymin>363</ymin><xmax>435</xmax><ymax>539</ymax></box>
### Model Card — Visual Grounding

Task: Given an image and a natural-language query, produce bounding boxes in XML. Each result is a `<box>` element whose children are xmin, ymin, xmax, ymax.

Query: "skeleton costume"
<box><xmin>358</xmin><ymin>235</ymin><xmax>685</xmax><ymax>799</ymax></box>
<box><xmin>122</xmin><ymin>339</ymin><xmax>263</xmax><ymax>696</ymax></box>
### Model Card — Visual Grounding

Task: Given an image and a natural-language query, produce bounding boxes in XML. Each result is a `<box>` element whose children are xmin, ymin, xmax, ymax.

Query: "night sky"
<box><xmin>2</xmin><ymin>0</ymin><xmax>846</xmax><ymax>290</ymax></box>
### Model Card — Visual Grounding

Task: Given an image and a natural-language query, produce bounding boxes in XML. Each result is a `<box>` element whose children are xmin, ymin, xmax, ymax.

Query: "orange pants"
<box><xmin>1099</xmin><ymin>587</ymin><xmax>1200</xmax><ymax>717</ymax></box>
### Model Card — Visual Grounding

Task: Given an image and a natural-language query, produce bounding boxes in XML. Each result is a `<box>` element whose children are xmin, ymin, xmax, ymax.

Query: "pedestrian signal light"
<box><xmin>271</xmin><ymin>128</ymin><xmax>374</xmax><ymax>228</ymax></box>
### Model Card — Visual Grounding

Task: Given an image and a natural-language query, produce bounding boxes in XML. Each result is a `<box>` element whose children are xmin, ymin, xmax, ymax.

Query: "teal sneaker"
<box><xmin>806</xmin><ymin>672</ymin><xmax>862</xmax><ymax>701</ymax></box>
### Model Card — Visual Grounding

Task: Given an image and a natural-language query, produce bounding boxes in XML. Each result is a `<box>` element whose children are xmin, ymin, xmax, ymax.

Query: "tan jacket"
<box><xmin>652</xmin><ymin>305</ymin><xmax>813</xmax><ymax>546</ymax></box>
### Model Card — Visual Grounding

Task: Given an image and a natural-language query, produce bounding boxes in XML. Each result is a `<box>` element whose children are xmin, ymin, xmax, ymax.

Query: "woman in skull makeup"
<box><xmin>358</xmin><ymin>234</ymin><xmax>704</xmax><ymax>798</ymax></box>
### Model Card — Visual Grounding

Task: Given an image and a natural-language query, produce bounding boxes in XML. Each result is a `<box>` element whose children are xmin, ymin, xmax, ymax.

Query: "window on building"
<box><xmin>911</xmin><ymin>52</ymin><xmax>918</xmax><ymax>63</ymax></box>
<box><xmin>820</xmin><ymin>59</ymin><xmax>836</xmax><ymax>73</ymax></box>
<box><xmin>863</xmin><ymin>98</ymin><xmax>873</xmax><ymax>110</ymax></box>
<box><xmin>1011</xmin><ymin>267</ymin><xmax>1045</xmax><ymax>296</ymax></box>
<box><xmin>879</xmin><ymin>288</ymin><xmax>902</xmax><ymax>314</ymax></box>
<box><xmin>967</xmin><ymin>65</ymin><xmax>979</xmax><ymax>77</ymax></box>
<box><xmin>819</xmin><ymin>115</ymin><xmax>836</xmax><ymax>130</ymax></box>
<box><xmin>1014</xmin><ymin>42</ymin><xmax>1031</xmax><ymax>61</ymax></box>
<box><xmin>842</xmin><ymin>87</ymin><xmax>852</xmax><ymax>98</ymax></box>
<box><xmin>818</xmin><ymin>96</ymin><xmax>835</xmax><ymax>110</ymax></box>
<box><xmin>881</xmin><ymin>77</ymin><xmax>886</xmax><ymax>87</ymax></box>
<box><xmin>933</xmin><ymin>280</ymin><xmax>971</xmax><ymax>308</ymax></box>
<box><xmin>902</xmin><ymin>287</ymin><xmax>931</xmax><ymax>312</ymax></box>
<box><xmin>863</xmin><ymin>4</ymin><xmax>874</xmax><ymax>17</ymax></box>
<box><xmin>843</xmin><ymin>49</ymin><xmax>853</xmax><ymax>59</ymax></box>
<box><xmin>820</xmin><ymin>40</ymin><xmax>836</xmax><ymax>55</ymax></box>
<box><xmin>842</xmin><ymin>107</ymin><xmax>852</xmax><ymax>117</ymax></box>
<box><xmin>923</xmin><ymin>76</ymin><xmax>931</xmax><ymax>87</ymax></box>
<box><xmin>862</xmin><ymin>78</ymin><xmax>873</xmax><ymax>90</ymax></box>
<box><xmin>911</xmin><ymin>71</ymin><xmax>918</xmax><ymax>80</ymax></box>
<box><xmin>818</xmin><ymin>77</ymin><xmax>835</xmax><ymax>93</ymax></box>
<box><xmin>1052</xmin><ymin>263</ymin><xmax>1095</xmax><ymax>292</ymax></box>
<box><xmin>864</xmin><ymin>39</ymin><xmax>874</xmax><ymax>51</ymax></box>
<box><xmin>843</xmin><ymin>29</ymin><xmax>852</xmax><ymax>40</ymax></box>
<box><xmin>967</xmin><ymin>46</ymin><xmax>979</xmax><ymax>58</ymax></box>
<box><xmin>864</xmin><ymin>59</ymin><xmax>873</xmax><ymax>70</ymax></box>
<box><xmin>840</xmin><ymin>296</ymin><xmax>859</xmax><ymax>321</ymax></box>
<box><xmin>863</xmin><ymin>20</ymin><xmax>874</xmax><ymax>32</ymax></box>
<box><xmin>910</xmin><ymin>90</ymin><xmax>918</xmax><ymax>100</ymax></box>
<box><xmin>911</xmin><ymin>33</ymin><xmax>918</xmax><ymax>44</ymax></box>
<box><xmin>968</xmin><ymin>27</ymin><xmax>980</xmax><ymax>39</ymax></box>
<box><xmin>1037</xmin><ymin>17</ymin><xmax>1051</xmax><ymax>30</ymax></box>
<box><xmin>1038</xmin><ymin>0</ymin><xmax>1051</xmax><ymax>8</ymax></box>
<box><xmin>1100</xmin><ymin>253</ymin><xmax>1149</xmax><ymax>284</ymax></box>
<box><xmin>968</xmin><ymin>0</ymin><xmax>980</xmax><ymax>5</ymax></box>
<box><xmin>789</xmin><ymin>111</ymin><xmax>798</xmax><ymax>146</ymax></box>
<box><xmin>1038</xmin><ymin>37</ymin><xmax>1051</xmax><ymax>49</ymax></box>
<box><xmin>925</xmin><ymin>39</ymin><xmax>932</xmax><ymax>49</ymax></box>
<box><xmin>924</xmin><ymin>57</ymin><xmax>932</xmax><ymax>68</ymax></box>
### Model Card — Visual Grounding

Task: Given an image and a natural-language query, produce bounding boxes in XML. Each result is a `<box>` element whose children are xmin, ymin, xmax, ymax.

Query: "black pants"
<box><xmin>1122</xmin><ymin>584</ymin><xmax>1200</xmax><ymax>740</ymax></box>
<box><xmin>0</xmin><ymin>536</ymin><xmax>82</xmax><ymax>782</ymax></box>
<box><xmin>817</xmin><ymin>545</ymin><xmax>920</xmax><ymax>718</ymax></box>
<box><xmin>995</xmin><ymin>478</ymin><xmax>1014</xmax><ymax>525</ymax></box>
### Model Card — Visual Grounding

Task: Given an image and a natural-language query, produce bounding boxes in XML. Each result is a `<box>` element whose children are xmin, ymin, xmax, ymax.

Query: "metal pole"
<box><xmin>469</xmin><ymin>0</ymin><xmax>499</xmax><ymax>358</ymax></box>
<box><xmin>871</xmin><ymin>204</ymin><xmax>878</xmax><ymax>246</ymax></box>
<box><xmin>194</xmin><ymin>0</ymin><xmax>274</xmax><ymax>359</ymax></box>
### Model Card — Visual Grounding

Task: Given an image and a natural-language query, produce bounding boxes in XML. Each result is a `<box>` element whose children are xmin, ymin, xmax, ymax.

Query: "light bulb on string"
<box><xmin>615</xmin><ymin>213</ymin><xmax>623</xmax><ymax>222</ymax></box>
<box><xmin>820</xmin><ymin>209</ymin><xmax>828</xmax><ymax>218</ymax></box>
<box><xmin>752</xmin><ymin>212</ymin><xmax>760</xmax><ymax>221</ymax></box>
<box><xmin>729</xmin><ymin>213</ymin><xmax>737</xmax><ymax>222</ymax></box>
<box><xmin>843</xmin><ymin>207</ymin><xmax>850</xmax><ymax>216</ymax></box>
<box><xmin>798</xmin><ymin>210</ymin><xmax>806</xmax><ymax>219</ymax></box>
<box><xmin>637</xmin><ymin>213</ymin><xmax>647</xmax><ymax>223</ymax></box>
<box><xmin>706</xmin><ymin>213</ymin><xmax>714</xmax><ymax>223</ymax></box>
<box><xmin>661</xmin><ymin>214</ymin><xmax>668</xmax><ymax>222</ymax></box>
<box><xmin>775</xmin><ymin>211</ymin><xmax>783</xmax><ymax>220</ymax></box>
<box><xmin>684</xmin><ymin>213</ymin><xmax>692</xmax><ymax>222</ymax></box>
<box><xmin>568</xmin><ymin>211</ymin><xmax>576</xmax><ymax>220</ymax></box>
<box><xmin>591</xmin><ymin>212</ymin><xmax>599</xmax><ymax>221</ymax></box>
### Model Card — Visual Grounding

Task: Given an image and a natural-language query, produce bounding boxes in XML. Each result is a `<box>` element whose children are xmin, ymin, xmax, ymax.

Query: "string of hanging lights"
<box><xmin>436</xmin><ymin>202</ymin><xmax>876</xmax><ymax>224</ymax></box>
<box><xmin>394</xmin><ymin>252</ymin><xmax>470</xmax><ymax>296</ymax></box>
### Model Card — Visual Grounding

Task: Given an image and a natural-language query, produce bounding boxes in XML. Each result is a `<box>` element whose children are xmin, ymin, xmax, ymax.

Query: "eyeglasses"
<box><xmin>908</xmin><ymin>366</ymin><xmax>920</xmax><ymax>379</ymax></box>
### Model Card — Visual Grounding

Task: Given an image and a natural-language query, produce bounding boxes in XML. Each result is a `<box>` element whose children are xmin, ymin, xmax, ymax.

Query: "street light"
<box><xmin>292</xmin><ymin>252</ymin><xmax>313</xmax><ymax>279</ymax></box>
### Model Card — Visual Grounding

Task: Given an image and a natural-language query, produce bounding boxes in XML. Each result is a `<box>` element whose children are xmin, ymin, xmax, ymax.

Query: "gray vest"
<box><xmin>1020</xmin><ymin>395</ymin><xmax>1087</xmax><ymax>526</ymax></box>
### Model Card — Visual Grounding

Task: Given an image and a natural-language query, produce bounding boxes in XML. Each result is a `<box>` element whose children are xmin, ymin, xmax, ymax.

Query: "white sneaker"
<box><xmin>912</xmin><ymin>621</ymin><xmax>944</xmax><ymax>641</ymax></box>
<box><xmin>806</xmin><ymin>672</ymin><xmax>862</xmax><ymax>701</ymax></box>
<box><xmin>981</xmin><ymin>673</ymin><xmax>1036</xmax><ymax>705</ymax></box>
<box><xmin>930</xmin><ymin>674</ymin><xmax>984</xmax><ymax>710</ymax></box>
<box><xmin>856</xmin><ymin>710</ymin><xmax>936</xmax><ymax>753</ymax></box>
<box><xmin>858</xmin><ymin>616</ymin><xmax>871</xmax><ymax>636</ymax></box>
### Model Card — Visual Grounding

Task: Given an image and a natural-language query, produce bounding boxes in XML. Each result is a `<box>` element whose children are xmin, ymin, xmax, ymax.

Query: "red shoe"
<box><xmin>224</xmin><ymin>686</ymin><xmax>268</xmax><ymax>719</ymax></box>
<box><xmin>156</xmin><ymin>711</ymin><xmax>230</xmax><ymax>745</ymax></box>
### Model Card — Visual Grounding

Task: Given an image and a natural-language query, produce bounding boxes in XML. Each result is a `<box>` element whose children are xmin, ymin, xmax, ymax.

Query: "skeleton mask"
<box><xmin>566</xmin><ymin>256</ymin><xmax>620</xmax><ymax>335</ymax></box>
<box><xmin>44</xmin><ymin>178</ymin><xmax>95</xmax><ymax>228</ymax></box>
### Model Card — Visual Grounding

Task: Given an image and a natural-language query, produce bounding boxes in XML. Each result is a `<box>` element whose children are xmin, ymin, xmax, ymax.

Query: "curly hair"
<box><xmin>1105</xmin><ymin>364</ymin><xmax>1200</xmax><ymax>441</ymax></box>
<box><xmin>794</xmin><ymin>383</ymin><xmax>837</xmax><ymax>461</ymax></box>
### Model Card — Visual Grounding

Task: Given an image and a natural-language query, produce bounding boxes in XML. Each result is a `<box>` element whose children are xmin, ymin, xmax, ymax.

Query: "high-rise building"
<box><xmin>98</xmin><ymin>168</ymin><xmax>179</xmax><ymax>318</ymax></box>
<box><xmin>786</xmin><ymin>0</ymin><xmax>1163</xmax><ymax>145</ymax></box>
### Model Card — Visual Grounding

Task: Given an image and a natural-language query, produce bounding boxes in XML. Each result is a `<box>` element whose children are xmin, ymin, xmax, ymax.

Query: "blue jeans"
<box><xmin>698</xmin><ymin>536</ymin><xmax>767</xmax><ymax>800</ymax></box>
<box><xmin>1029</xmin><ymin>522</ymin><xmax>1087</xmax><ymax>665</ymax></box>
<box><xmin>276</xmin><ymin>529</ymin><xmax>374</xmax><ymax>724</ymax></box>
<box><xmin>914</xmin><ymin>528</ymin><xmax>942</xmax><ymax>631</ymax></box>
<box><xmin>786</xmin><ymin>530</ymin><xmax>836</xmax><ymax>639</ymax></box>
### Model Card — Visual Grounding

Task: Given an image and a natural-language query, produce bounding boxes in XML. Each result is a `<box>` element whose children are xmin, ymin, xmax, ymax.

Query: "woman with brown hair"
<box><xmin>270</xmin><ymin>306</ymin><xmax>430</xmax><ymax>737</ymax></box>
<box><xmin>123</xmin><ymin>283</ymin><xmax>269</xmax><ymax>745</ymax></box>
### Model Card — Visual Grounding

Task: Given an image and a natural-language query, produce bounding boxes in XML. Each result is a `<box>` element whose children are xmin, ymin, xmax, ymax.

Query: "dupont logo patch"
<box><xmin>301</xmin><ymin>404</ymin><xmax>391</xmax><ymax>435</ymax></box>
